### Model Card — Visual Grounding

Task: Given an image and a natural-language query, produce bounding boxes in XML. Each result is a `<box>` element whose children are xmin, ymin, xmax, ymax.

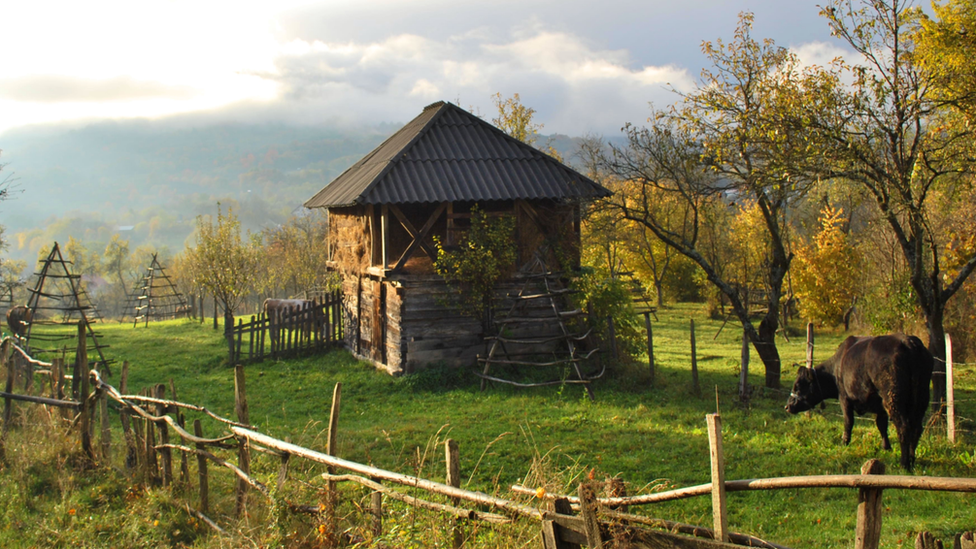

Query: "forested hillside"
<box><xmin>0</xmin><ymin>120</ymin><xmax>395</xmax><ymax>263</ymax></box>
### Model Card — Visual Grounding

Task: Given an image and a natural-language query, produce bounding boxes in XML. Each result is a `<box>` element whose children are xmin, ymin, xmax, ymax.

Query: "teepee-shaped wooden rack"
<box><xmin>476</xmin><ymin>254</ymin><xmax>602</xmax><ymax>401</ymax></box>
<box><xmin>24</xmin><ymin>242</ymin><xmax>112</xmax><ymax>373</ymax></box>
<box><xmin>131</xmin><ymin>253</ymin><xmax>189</xmax><ymax>327</ymax></box>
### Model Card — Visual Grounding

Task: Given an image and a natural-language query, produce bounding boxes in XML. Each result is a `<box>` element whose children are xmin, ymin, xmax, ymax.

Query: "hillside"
<box><xmin>0</xmin><ymin>120</ymin><xmax>393</xmax><ymax>264</ymax></box>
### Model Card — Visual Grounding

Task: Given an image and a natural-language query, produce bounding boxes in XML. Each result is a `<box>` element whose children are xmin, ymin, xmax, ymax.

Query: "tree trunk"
<box><xmin>655</xmin><ymin>280</ymin><xmax>664</xmax><ymax>308</ymax></box>
<box><xmin>757</xmin><ymin>313</ymin><xmax>781</xmax><ymax>389</ymax></box>
<box><xmin>924</xmin><ymin>302</ymin><xmax>946</xmax><ymax>411</ymax></box>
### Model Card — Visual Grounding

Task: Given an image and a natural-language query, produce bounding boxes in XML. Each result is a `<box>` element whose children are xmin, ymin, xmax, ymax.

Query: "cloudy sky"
<box><xmin>0</xmin><ymin>0</ymin><xmax>850</xmax><ymax>137</ymax></box>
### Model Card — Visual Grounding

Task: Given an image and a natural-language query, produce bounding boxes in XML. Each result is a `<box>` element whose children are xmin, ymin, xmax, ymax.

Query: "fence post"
<box><xmin>855</xmin><ymin>459</ymin><xmax>885</xmax><ymax>549</ymax></box>
<box><xmin>155</xmin><ymin>384</ymin><xmax>173</xmax><ymax>486</ymax></box>
<box><xmin>371</xmin><ymin>478</ymin><xmax>383</xmax><ymax>538</ymax></box>
<box><xmin>78</xmin><ymin>321</ymin><xmax>95</xmax><ymax>465</ymax></box>
<box><xmin>277</xmin><ymin>452</ymin><xmax>290</xmax><ymax>492</ymax></box>
<box><xmin>577</xmin><ymin>483</ymin><xmax>603</xmax><ymax>548</ymax></box>
<box><xmin>945</xmin><ymin>333</ymin><xmax>955</xmax><ymax>444</ymax></box>
<box><xmin>706</xmin><ymin>413</ymin><xmax>729</xmax><ymax>543</ymax></box>
<box><xmin>119</xmin><ymin>361</ymin><xmax>138</xmax><ymax>471</ymax></box>
<box><xmin>234</xmin><ymin>365</ymin><xmax>250</xmax><ymax>518</ymax></box>
<box><xmin>690</xmin><ymin>319</ymin><xmax>701</xmax><ymax>398</ymax></box>
<box><xmin>806</xmin><ymin>322</ymin><xmax>814</xmax><ymax>369</ymax></box>
<box><xmin>169</xmin><ymin>379</ymin><xmax>190</xmax><ymax>485</ymax></box>
<box><xmin>739</xmin><ymin>330</ymin><xmax>750</xmax><ymax>402</ymax></box>
<box><xmin>542</xmin><ymin>497</ymin><xmax>578</xmax><ymax>549</ymax></box>
<box><xmin>325</xmin><ymin>382</ymin><xmax>342</xmax><ymax>542</ymax></box>
<box><xmin>0</xmin><ymin>341</ymin><xmax>14</xmax><ymax>460</ymax></box>
<box><xmin>644</xmin><ymin>312</ymin><xmax>654</xmax><ymax>387</ymax></box>
<box><xmin>248</xmin><ymin>315</ymin><xmax>256</xmax><ymax>362</ymax></box>
<box><xmin>99</xmin><ymin>385</ymin><xmax>111</xmax><ymax>463</ymax></box>
<box><xmin>446</xmin><ymin>439</ymin><xmax>463</xmax><ymax>548</ymax></box>
<box><xmin>193</xmin><ymin>419</ymin><xmax>209</xmax><ymax>514</ymax></box>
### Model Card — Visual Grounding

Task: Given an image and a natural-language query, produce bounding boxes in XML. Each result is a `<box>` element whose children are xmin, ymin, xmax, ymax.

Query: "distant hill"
<box><xmin>0</xmin><ymin>118</ymin><xmax>612</xmax><ymax>266</ymax></box>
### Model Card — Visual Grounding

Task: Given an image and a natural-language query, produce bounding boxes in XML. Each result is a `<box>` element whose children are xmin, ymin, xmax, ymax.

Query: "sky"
<box><xmin>0</xmin><ymin>0</ymin><xmax>852</xmax><ymax>137</ymax></box>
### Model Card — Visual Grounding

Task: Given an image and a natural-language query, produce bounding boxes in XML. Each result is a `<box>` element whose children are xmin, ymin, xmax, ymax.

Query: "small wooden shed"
<box><xmin>304</xmin><ymin>101</ymin><xmax>610</xmax><ymax>374</ymax></box>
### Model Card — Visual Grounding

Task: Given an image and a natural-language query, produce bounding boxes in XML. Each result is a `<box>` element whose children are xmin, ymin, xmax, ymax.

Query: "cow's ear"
<box><xmin>796</xmin><ymin>366</ymin><xmax>808</xmax><ymax>375</ymax></box>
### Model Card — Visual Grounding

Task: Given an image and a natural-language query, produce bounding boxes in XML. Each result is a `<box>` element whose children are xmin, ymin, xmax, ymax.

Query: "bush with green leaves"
<box><xmin>433</xmin><ymin>206</ymin><xmax>517</xmax><ymax>328</ymax></box>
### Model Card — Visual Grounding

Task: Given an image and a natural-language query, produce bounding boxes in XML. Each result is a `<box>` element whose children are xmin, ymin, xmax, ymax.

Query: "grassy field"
<box><xmin>1</xmin><ymin>303</ymin><xmax>974</xmax><ymax>548</ymax></box>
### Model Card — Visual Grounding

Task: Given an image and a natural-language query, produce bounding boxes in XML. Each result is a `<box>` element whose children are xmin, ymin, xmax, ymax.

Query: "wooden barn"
<box><xmin>304</xmin><ymin>101</ymin><xmax>610</xmax><ymax>375</ymax></box>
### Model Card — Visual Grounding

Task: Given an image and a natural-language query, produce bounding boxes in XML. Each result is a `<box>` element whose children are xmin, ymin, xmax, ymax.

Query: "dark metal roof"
<box><xmin>304</xmin><ymin>101</ymin><xmax>611</xmax><ymax>208</ymax></box>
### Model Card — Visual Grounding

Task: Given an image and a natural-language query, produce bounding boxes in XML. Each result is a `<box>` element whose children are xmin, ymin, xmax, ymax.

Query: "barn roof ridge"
<box><xmin>304</xmin><ymin>100</ymin><xmax>610</xmax><ymax>208</ymax></box>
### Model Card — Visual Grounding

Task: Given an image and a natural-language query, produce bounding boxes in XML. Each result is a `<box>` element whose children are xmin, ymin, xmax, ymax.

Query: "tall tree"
<box><xmin>813</xmin><ymin>0</ymin><xmax>976</xmax><ymax>404</ymax></box>
<box><xmin>188</xmin><ymin>205</ymin><xmax>260</xmax><ymax>330</ymax></box>
<box><xmin>601</xmin><ymin>14</ymin><xmax>835</xmax><ymax>387</ymax></box>
<box><xmin>492</xmin><ymin>93</ymin><xmax>543</xmax><ymax>145</ymax></box>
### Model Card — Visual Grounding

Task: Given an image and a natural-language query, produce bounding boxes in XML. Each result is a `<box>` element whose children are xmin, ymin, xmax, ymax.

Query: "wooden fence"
<box><xmin>228</xmin><ymin>292</ymin><xmax>343</xmax><ymax>364</ymax></box>
<box><xmin>2</xmin><ymin>328</ymin><xmax>975</xmax><ymax>549</ymax></box>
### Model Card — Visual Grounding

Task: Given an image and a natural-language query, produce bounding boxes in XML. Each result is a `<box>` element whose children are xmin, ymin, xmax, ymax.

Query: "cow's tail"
<box><xmin>904</xmin><ymin>335</ymin><xmax>934</xmax><ymax>470</ymax></box>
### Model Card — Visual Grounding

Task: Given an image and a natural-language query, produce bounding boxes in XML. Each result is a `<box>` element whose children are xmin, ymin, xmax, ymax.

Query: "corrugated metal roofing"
<box><xmin>304</xmin><ymin>101</ymin><xmax>611</xmax><ymax>208</ymax></box>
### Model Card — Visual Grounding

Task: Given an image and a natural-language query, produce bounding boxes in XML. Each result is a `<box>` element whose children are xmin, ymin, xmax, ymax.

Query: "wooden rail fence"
<box><xmin>1</xmin><ymin>328</ymin><xmax>975</xmax><ymax>548</ymax></box>
<box><xmin>228</xmin><ymin>292</ymin><xmax>343</xmax><ymax>364</ymax></box>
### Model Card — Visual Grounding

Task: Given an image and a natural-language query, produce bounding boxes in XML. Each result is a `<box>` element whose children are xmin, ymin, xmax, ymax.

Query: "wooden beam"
<box><xmin>391</xmin><ymin>202</ymin><xmax>447</xmax><ymax>273</ymax></box>
<box><xmin>381</xmin><ymin>204</ymin><xmax>389</xmax><ymax>270</ymax></box>
<box><xmin>388</xmin><ymin>204</ymin><xmax>439</xmax><ymax>262</ymax></box>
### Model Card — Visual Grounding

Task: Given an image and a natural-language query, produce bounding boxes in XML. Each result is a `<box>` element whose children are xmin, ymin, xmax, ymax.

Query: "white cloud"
<box><xmin>260</xmin><ymin>30</ymin><xmax>694</xmax><ymax>134</ymax></box>
<box><xmin>791</xmin><ymin>41</ymin><xmax>851</xmax><ymax>69</ymax></box>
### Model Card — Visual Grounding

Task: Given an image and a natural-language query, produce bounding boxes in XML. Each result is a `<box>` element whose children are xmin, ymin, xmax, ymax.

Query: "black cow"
<box><xmin>785</xmin><ymin>334</ymin><xmax>933</xmax><ymax>471</ymax></box>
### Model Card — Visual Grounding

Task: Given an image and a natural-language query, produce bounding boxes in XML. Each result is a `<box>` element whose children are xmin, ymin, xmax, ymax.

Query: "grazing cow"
<box><xmin>5</xmin><ymin>305</ymin><xmax>33</xmax><ymax>339</ymax></box>
<box><xmin>263</xmin><ymin>298</ymin><xmax>313</xmax><ymax>346</ymax></box>
<box><xmin>785</xmin><ymin>334</ymin><xmax>933</xmax><ymax>471</ymax></box>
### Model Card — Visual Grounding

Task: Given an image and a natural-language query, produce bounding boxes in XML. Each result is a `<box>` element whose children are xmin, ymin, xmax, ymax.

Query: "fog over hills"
<box><xmin>0</xmin><ymin>117</ymin><xmax>597</xmax><ymax>266</ymax></box>
<box><xmin>0</xmin><ymin>119</ymin><xmax>396</xmax><ymax>264</ymax></box>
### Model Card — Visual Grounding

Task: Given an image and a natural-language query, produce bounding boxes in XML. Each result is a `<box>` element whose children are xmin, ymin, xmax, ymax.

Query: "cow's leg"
<box><xmin>841</xmin><ymin>400</ymin><xmax>855</xmax><ymax>445</ymax></box>
<box><xmin>874</xmin><ymin>410</ymin><xmax>892</xmax><ymax>450</ymax></box>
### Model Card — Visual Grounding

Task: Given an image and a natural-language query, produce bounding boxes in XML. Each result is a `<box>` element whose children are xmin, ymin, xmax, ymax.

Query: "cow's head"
<box><xmin>785</xmin><ymin>366</ymin><xmax>823</xmax><ymax>414</ymax></box>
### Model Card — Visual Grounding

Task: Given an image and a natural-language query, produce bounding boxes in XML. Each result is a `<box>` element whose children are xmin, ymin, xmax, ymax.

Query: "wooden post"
<box><xmin>945</xmin><ymin>334</ymin><xmax>955</xmax><ymax>444</ymax></box>
<box><xmin>145</xmin><ymin>391</ymin><xmax>158</xmax><ymax>485</ymax></box>
<box><xmin>446</xmin><ymin>439</ymin><xmax>462</xmax><ymax>549</ymax></box>
<box><xmin>169</xmin><ymin>379</ymin><xmax>190</xmax><ymax>485</ymax></box>
<box><xmin>193</xmin><ymin>419</ymin><xmax>209</xmax><ymax>514</ymax></box>
<box><xmin>915</xmin><ymin>532</ymin><xmax>941</xmax><ymax>549</ymax></box>
<box><xmin>706</xmin><ymin>413</ymin><xmax>729</xmax><ymax>543</ymax></box>
<box><xmin>99</xmin><ymin>386</ymin><xmax>111</xmax><ymax>462</ymax></box>
<box><xmin>577</xmin><ymin>483</ymin><xmax>603</xmax><ymax>548</ymax></box>
<box><xmin>1</xmin><ymin>342</ymin><xmax>15</xmax><ymax>456</ymax></box>
<box><xmin>119</xmin><ymin>361</ymin><xmax>137</xmax><ymax>471</ymax></box>
<box><xmin>325</xmin><ymin>382</ymin><xmax>342</xmax><ymax>542</ymax></box>
<box><xmin>234</xmin><ymin>364</ymin><xmax>250</xmax><ymax>517</ymax></box>
<box><xmin>690</xmin><ymin>319</ymin><xmax>701</xmax><ymax>397</ymax></box>
<box><xmin>542</xmin><ymin>498</ymin><xmax>580</xmax><ymax>549</ymax></box>
<box><xmin>78</xmin><ymin>321</ymin><xmax>95</xmax><ymax>464</ymax></box>
<box><xmin>371</xmin><ymin>478</ymin><xmax>383</xmax><ymax>538</ymax></box>
<box><xmin>155</xmin><ymin>384</ymin><xmax>172</xmax><ymax>486</ymax></box>
<box><xmin>957</xmin><ymin>532</ymin><xmax>975</xmax><ymax>549</ymax></box>
<box><xmin>72</xmin><ymin>337</ymin><xmax>82</xmax><ymax>400</ymax></box>
<box><xmin>739</xmin><ymin>330</ymin><xmax>750</xmax><ymax>402</ymax></box>
<box><xmin>643</xmin><ymin>312</ymin><xmax>654</xmax><ymax>387</ymax></box>
<box><xmin>806</xmin><ymin>322</ymin><xmax>814</xmax><ymax>369</ymax></box>
<box><xmin>277</xmin><ymin>452</ymin><xmax>290</xmax><ymax>492</ymax></box>
<box><xmin>855</xmin><ymin>459</ymin><xmax>885</xmax><ymax>549</ymax></box>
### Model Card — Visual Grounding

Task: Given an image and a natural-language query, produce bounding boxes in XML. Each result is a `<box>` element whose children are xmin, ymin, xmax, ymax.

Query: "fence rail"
<box><xmin>229</xmin><ymin>292</ymin><xmax>343</xmax><ymax>364</ymax></box>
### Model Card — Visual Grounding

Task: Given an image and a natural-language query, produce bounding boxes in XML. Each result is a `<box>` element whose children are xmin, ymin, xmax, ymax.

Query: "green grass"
<box><xmin>2</xmin><ymin>304</ymin><xmax>975</xmax><ymax>548</ymax></box>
